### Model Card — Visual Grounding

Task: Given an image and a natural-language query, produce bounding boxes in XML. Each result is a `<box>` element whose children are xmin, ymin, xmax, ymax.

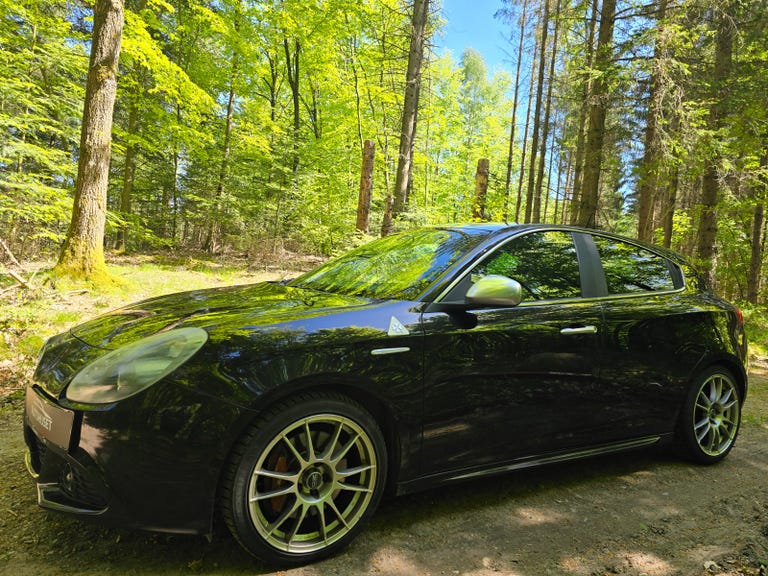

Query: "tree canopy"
<box><xmin>1</xmin><ymin>0</ymin><xmax>767</xmax><ymax>303</ymax></box>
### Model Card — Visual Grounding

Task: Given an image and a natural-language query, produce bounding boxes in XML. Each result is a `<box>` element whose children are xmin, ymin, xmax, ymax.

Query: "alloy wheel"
<box><xmin>247</xmin><ymin>413</ymin><xmax>378</xmax><ymax>554</ymax></box>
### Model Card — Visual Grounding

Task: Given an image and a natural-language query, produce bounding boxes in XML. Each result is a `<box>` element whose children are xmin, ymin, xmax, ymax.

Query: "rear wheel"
<box><xmin>222</xmin><ymin>393</ymin><xmax>386</xmax><ymax>565</ymax></box>
<box><xmin>678</xmin><ymin>366</ymin><xmax>741</xmax><ymax>464</ymax></box>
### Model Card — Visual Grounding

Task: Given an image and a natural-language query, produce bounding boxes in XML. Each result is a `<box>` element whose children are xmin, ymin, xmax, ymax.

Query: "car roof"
<box><xmin>435</xmin><ymin>222</ymin><xmax>690</xmax><ymax>265</ymax></box>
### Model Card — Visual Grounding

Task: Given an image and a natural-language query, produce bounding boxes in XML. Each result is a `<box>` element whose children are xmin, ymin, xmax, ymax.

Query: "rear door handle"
<box><xmin>560</xmin><ymin>325</ymin><xmax>598</xmax><ymax>336</ymax></box>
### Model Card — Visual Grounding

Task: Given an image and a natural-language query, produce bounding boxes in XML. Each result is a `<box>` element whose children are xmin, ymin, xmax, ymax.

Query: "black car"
<box><xmin>24</xmin><ymin>224</ymin><xmax>747</xmax><ymax>565</ymax></box>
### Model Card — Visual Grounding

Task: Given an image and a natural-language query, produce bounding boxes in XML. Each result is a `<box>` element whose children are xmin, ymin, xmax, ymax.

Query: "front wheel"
<box><xmin>678</xmin><ymin>366</ymin><xmax>742</xmax><ymax>464</ymax></box>
<box><xmin>221</xmin><ymin>393</ymin><xmax>387</xmax><ymax>565</ymax></box>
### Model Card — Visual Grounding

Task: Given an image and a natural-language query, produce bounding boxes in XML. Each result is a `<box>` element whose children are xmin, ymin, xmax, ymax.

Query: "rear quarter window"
<box><xmin>592</xmin><ymin>235</ymin><xmax>677</xmax><ymax>294</ymax></box>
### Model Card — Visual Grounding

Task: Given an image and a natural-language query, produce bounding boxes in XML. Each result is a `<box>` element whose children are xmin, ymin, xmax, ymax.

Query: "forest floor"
<box><xmin>2</xmin><ymin>255</ymin><xmax>768</xmax><ymax>576</ymax></box>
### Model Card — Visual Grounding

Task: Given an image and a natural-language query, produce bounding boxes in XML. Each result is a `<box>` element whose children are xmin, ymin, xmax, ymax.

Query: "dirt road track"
<box><xmin>2</xmin><ymin>374</ymin><xmax>767</xmax><ymax>576</ymax></box>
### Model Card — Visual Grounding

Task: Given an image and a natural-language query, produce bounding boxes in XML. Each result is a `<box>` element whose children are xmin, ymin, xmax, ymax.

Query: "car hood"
<box><xmin>70</xmin><ymin>282</ymin><xmax>375</xmax><ymax>349</ymax></box>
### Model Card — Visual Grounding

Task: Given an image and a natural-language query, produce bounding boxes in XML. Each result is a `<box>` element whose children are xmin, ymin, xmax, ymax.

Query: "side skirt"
<box><xmin>396</xmin><ymin>434</ymin><xmax>666</xmax><ymax>495</ymax></box>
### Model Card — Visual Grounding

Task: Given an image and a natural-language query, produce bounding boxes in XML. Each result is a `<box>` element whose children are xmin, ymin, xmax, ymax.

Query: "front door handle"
<box><xmin>560</xmin><ymin>325</ymin><xmax>598</xmax><ymax>336</ymax></box>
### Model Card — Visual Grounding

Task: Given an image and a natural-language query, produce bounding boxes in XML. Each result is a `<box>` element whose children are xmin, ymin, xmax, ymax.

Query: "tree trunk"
<box><xmin>356</xmin><ymin>139</ymin><xmax>376</xmax><ymax>234</ymax></box>
<box><xmin>204</xmin><ymin>52</ymin><xmax>238</xmax><ymax>254</ymax></box>
<box><xmin>284</xmin><ymin>37</ymin><xmax>301</xmax><ymax>177</ymax></box>
<box><xmin>544</xmin><ymin>131</ymin><xmax>558</xmax><ymax>220</ymax></box>
<box><xmin>56</xmin><ymin>0</ymin><xmax>124</xmax><ymax>280</ymax></box>
<box><xmin>660</xmin><ymin>168</ymin><xmax>678</xmax><ymax>249</ymax></box>
<box><xmin>576</xmin><ymin>0</ymin><xmax>617</xmax><ymax>229</ymax></box>
<box><xmin>656</xmin><ymin>112</ymin><xmax>680</xmax><ymax>249</ymax></box>
<box><xmin>514</xmin><ymin>31</ymin><xmax>540</xmax><ymax>223</ymax></box>
<box><xmin>116</xmin><ymin>94</ymin><xmax>138</xmax><ymax>252</ymax></box>
<box><xmin>350</xmin><ymin>37</ymin><xmax>364</xmax><ymax>150</ymax></box>
<box><xmin>533</xmin><ymin>0</ymin><xmax>562</xmax><ymax>223</ymax></box>
<box><xmin>695</xmin><ymin>6</ymin><xmax>734</xmax><ymax>286</ymax></box>
<box><xmin>472</xmin><ymin>158</ymin><xmax>490</xmax><ymax>220</ymax></box>
<box><xmin>636</xmin><ymin>0</ymin><xmax>669</xmax><ymax>243</ymax></box>
<box><xmin>382</xmin><ymin>0</ymin><xmax>429</xmax><ymax>236</ymax></box>
<box><xmin>747</xmin><ymin>150</ymin><xmax>767</xmax><ymax>304</ymax></box>
<box><xmin>747</xmin><ymin>200</ymin><xmax>765</xmax><ymax>304</ymax></box>
<box><xmin>502</xmin><ymin>0</ymin><xmax>529</xmax><ymax>222</ymax></box>
<box><xmin>569</xmin><ymin>0</ymin><xmax>599</xmax><ymax>224</ymax></box>
<box><xmin>560</xmin><ymin>153</ymin><xmax>573</xmax><ymax>224</ymax></box>
<box><xmin>524</xmin><ymin>0</ymin><xmax>551</xmax><ymax>223</ymax></box>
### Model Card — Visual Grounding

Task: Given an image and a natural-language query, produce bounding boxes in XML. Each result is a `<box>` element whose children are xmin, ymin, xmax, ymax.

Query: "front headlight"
<box><xmin>66</xmin><ymin>327</ymin><xmax>208</xmax><ymax>404</ymax></box>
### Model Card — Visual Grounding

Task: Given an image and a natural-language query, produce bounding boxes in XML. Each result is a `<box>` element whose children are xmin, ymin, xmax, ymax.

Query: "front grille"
<box><xmin>59</xmin><ymin>462</ymin><xmax>108</xmax><ymax>509</ymax></box>
<box><xmin>26</xmin><ymin>424</ymin><xmax>108</xmax><ymax>511</ymax></box>
<box><xmin>25</xmin><ymin>427</ymin><xmax>47</xmax><ymax>475</ymax></box>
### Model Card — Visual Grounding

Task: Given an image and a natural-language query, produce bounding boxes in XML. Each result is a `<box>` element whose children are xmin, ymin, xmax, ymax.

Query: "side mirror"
<box><xmin>465</xmin><ymin>274</ymin><xmax>523</xmax><ymax>307</ymax></box>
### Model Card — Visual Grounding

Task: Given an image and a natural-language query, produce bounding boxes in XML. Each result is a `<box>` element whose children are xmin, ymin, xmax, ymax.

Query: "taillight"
<box><xmin>734</xmin><ymin>306</ymin><xmax>744</xmax><ymax>327</ymax></box>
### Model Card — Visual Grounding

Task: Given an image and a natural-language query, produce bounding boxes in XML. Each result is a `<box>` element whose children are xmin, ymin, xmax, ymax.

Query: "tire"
<box><xmin>677</xmin><ymin>366</ymin><xmax>742</xmax><ymax>464</ymax></box>
<box><xmin>221</xmin><ymin>393</ymin><xmax>387</xmax><ymax>565</ymax></box>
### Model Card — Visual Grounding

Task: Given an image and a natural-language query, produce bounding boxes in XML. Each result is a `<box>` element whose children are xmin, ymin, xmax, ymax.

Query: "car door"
<box><xmin>419</xmin><ymin>230</ymin><xmax>608</xmax><ymax>477</ymax></box>
<box><xmin>588</xmin><ymin>233</ymin><xmax>696</xmax><ymax>436</ymax></box>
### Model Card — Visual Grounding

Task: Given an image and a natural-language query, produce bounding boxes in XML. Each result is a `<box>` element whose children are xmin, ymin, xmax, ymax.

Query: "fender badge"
<box><xmin>388</xmin><ymin>316</ymin><xmax>410</xmax><ymax>336</ymax></box>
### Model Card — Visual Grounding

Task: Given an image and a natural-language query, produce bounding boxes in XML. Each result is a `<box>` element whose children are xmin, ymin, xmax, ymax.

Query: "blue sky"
<box><xmin>436</xmin><ymin>0</ymin><xmax>514</xmax><ymax>73</ymax></box>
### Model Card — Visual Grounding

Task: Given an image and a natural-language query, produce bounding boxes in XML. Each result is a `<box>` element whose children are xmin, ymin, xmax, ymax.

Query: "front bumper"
<box><xmin>23</xmin><ymin>383</ymin><xmax>248</xmax><ymax>535</ymax></box>
<box><xmin>24</xmin><ymin>385</ymin><xmax>109</xmax><ymax>514</ymax></box>
<box><xmin>25</xmin><ymin>430</ymin><xmax>108</xmax><ymax>515</ymax></box>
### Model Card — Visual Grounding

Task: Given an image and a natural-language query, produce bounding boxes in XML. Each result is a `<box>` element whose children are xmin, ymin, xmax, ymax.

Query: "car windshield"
<box><xmin>290</xmin><ymin>228</ymin><xmax>483</xmax><ymax>300</ymax></box>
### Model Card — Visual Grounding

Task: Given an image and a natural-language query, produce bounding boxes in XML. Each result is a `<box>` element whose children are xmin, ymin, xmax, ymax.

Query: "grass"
<box><xmin>0</xmin><ymin>253</ymin><xmax>305</xmax><ymax>401</ymax></box>
<box><xmin>744</xmin><ymin>305</ymin><xmax>768</xmax><ymax>364</ymax></box>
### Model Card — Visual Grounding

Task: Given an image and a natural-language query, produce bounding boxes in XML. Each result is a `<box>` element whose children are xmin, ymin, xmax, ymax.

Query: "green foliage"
<box><xmin>0</xmin><ymin>0</ymin><xmax>86</xmax><ymax>257</ymax></box>
<box><xmin>742</xmin><ymin>305</ymin><xmax>768</xmax><ymax>364</ymax></box>
<box><xmin>2</xmin><ymin>0</ymin><xmax>768</xmax><ymax>309</ymax></box>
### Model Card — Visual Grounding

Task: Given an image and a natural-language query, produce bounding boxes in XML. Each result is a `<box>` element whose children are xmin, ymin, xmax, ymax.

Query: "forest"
<box><xmin>1</xmin><ymin>0</ymin><xmax>767</xmax><ymax>305</ymax></box>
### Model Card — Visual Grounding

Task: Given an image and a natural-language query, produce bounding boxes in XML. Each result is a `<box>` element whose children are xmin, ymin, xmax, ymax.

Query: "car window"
<box><xmin>290</xmin><ymin>228</ymin><xmax>485</xmax><ymax>300</ymax></box>
<box><xmin>471</xmin><ymin>231</ymin><xmax>582</xmax><ymax>301</ymax></box>
<box><xmin>592</xmin><ymin>235</ymin><xmax>676</xmax><ymax>294</ymax></box>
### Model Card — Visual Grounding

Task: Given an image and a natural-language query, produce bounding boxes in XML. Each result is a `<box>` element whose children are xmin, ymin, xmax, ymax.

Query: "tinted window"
<box><xmin>592</xmin><ymin>235</ymin><xmax>676</xmax><ymax>294</ymax></box>
<box><xmin>472</xmin><ymin>231</ymin><xmax>582</xmax><ymax>301</ymax></box>
<box><xmin>290</xmin><ymin>228</ymin><xmax>484</xmax><ymax>300</ymax></box>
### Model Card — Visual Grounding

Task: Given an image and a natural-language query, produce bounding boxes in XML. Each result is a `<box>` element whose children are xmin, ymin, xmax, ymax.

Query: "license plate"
<box><xmin>25</xmin><ymin>387</ymin><xmax>74</xmax><ymax>451</ymax></box>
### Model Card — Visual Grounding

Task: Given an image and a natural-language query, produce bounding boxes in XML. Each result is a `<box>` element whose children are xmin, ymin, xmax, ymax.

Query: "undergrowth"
<box><xmin>0</xmin><ymin>254</ymin><xmax>298</xmax><ymax>402</ymax></box>
<box><xmin>743</xmin><ymin>305</ymin><xmax>768</xmax><ymax>366</ymax></box>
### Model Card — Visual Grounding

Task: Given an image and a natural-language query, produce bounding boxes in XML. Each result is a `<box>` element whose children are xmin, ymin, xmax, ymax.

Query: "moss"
<box><xmin>18</xmin><ymin>335</ymin><xmax>45</xmax><ymax>357</ymax></box>
<box><xmin>50</xmin><ymin>261</ymin><xmax>127</xmax><ymax>292</ymax></box>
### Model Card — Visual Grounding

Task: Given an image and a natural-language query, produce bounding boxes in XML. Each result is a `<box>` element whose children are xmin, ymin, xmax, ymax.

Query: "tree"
<box><xmin>203</xmin><ymin>0</ymin><xmax>242</xmax><ymax>254</ymax></box>
<box><xmin>472</xmin><ymin>158</ymin><xmax>490</xmax><ymax>220</ymax></box>
<box><xmin>747</xmin><ymin>151</ymin><xmax>767</xmax><ymax>304</ymax></box>
<box><xmin>499</xmin><ymin>0</ymin><xmax>529</xmax><ymax>222</ymax></box>
<box><xmin>381</xmin><ymin>0</ymin><xmax>429</xmax><ymax>236</ymax></box>
<box><xmin>55</xmin><ymin>0</ymin><xmax>123</xmax><ymax>280</ymax></box>
<box><xmin>0</xmin><ymin>0</ymin><xmax>86</xmax><ymax>259</ymax></box>
<box><xmin>635</xmin><ymin>0</ymin><xmax>668</xmax><ymax>242</ymax></box>
<box><xmin>575</xmin><ymin>0</ymin><xmax>617</xmax><ymax>228</ymax></box>
<box><xmin>356</xmin><ymin>139</ymin><xmax>376</xmax><ymax>234</ymax></box>
<box><xmin>695</xmin><ymin>3</ymin><xmax>734</xmax><ymax>285</ymax></box>
<box><xmin>566</xmin><ymin>0</ymin><xmax>598</xmax><ymax>225</ymax></box>
<box><xmin>532</xmin><ymin>0</ymin><xmax>562</xmax><ymax>223</ymax></box>
<box><xmin>524</xmin><ymin>0</ymin><xmax>551</xmax><ymax>223</ymax></box>
<box><xmin>7</xmin><ymin>0</ymin><xmax>768</xmax><ymax>305</ymax></box>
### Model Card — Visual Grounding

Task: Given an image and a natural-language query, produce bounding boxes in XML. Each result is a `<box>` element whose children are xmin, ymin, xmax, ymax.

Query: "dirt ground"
<box><xmin>2</xmin><ymin>372</ymin><xmax>768</xmax><ymax>576</ymax></box>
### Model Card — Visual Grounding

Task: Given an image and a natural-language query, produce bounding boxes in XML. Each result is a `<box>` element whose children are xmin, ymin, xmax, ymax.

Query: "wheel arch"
<box><xmin>667</xmin><ymin>355</ymin><xmax>747</xmax><ymax>435</ymax></box>
<box><xmin>212</xmin><ymin>373</ymin><xmax>405</xmax><ymax>524</ymax></box>
<box><xmin>213</xmin><ymin>381</ymin><xmax>400</xmax><ymax>562</ymax></box>
<box><xmin>312</xmin><ymin>377</ymin><xmax>404</xmax><ymax>496</ymax></box>
<box><xmin>693</xmin><ymin>355</ymin><xmax>748</xmax><ymax>404</ymax></box>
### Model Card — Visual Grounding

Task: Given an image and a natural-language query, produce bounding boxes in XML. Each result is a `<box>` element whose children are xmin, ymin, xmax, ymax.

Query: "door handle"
<box><xmin>560</xmin><ymin>325</ymin><xmax>598</xmax><ymax>336</ymax></box>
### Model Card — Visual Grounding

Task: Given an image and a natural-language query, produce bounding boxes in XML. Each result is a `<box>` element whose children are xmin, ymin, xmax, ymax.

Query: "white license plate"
<box><xmin>25</xmin><ymin>387</ymin><xmax>74</xmax><ymax>451</ymax></box>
